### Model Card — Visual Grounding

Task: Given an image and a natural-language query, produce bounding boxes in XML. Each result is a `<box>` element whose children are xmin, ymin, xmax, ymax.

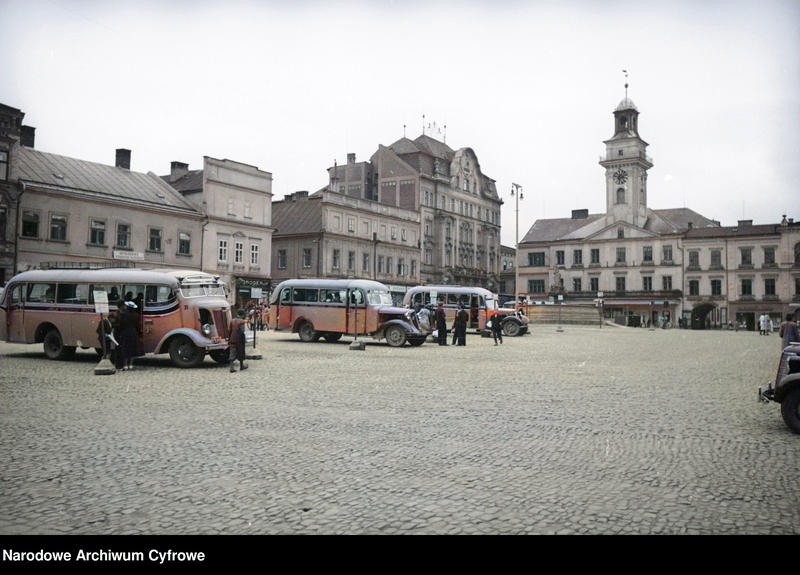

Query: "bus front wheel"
<box><xmin>169</xmin><ymin>336</ymin><xmax>206</xmax><ymax>368</ymax></box>
<box><xmin>385</xmin><ymin>325</ymin><xmax>407</xmax><ymax>347</ymax></box>
<box><xmin>43</xmin><ymin>329</ymin><xmax>74</xmax><ymax>360</ymax></box>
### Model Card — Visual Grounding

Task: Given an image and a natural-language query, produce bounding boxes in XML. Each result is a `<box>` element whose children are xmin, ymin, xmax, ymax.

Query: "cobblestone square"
<box><xmin>1</xmin><ymin>326</ymin><xmax>797</xmax><ymax>535</ymax></box>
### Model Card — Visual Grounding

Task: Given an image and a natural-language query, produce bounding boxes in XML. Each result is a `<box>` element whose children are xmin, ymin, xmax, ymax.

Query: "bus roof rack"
<box><xmin>37</xmin><ymin>261</ymin><xmax>137</xmax><ymax>270</ymax></box>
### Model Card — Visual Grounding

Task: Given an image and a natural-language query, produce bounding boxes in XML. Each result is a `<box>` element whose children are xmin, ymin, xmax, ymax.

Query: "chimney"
<box><xmin>170</xmin><ymin>161</ymin><xmax>189</xmax><ymax>182</ymax></box>
<box><xmin>20</xmin><ymin>125</ymin><xmax>35</xmax><ymax>148</ymax></box>
<box><xmin>571</xmin><ymin>209</ymin><xmax>589</xmax><ymax>220</ymax></box>
<box><xmin>291</xmin><ymin>191</ymin><xmax>309</xmax><ymax>202</ymax></box>
<box><xmin>115</xmin><ymin>148</ymin><xmax>131</xmax><ymax>170</ymax></box>
<box><xmin>737</xmin><ymin>219</ymin><xmax>752</xmax><ymax>227</ymax></box>
<box><xmin>347</xmin><ymin>153</ymin><xmax>356</xmax><ymax>164</ymax></box>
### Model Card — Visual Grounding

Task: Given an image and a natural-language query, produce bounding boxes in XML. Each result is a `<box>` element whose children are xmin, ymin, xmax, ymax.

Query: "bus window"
<box><xmin>321</xmin><ymin>289</ymin><xmax>345</xmax><ymax>304</ymax></box>
<box><xmin>349</xmin><ymin>289</ymin><xmax>365</xmax><ymax>306</ymax></box>
<box><xmin>280</xmin><ymin>288</ymin><xmax>291</xmax><ymax>304</ymax></box>
<box><xmin>8</xmin><ymin>284</ymin><xmax>22</xmax><ymax>304</ymax></box>
<box><xmin>90</xmin><ymin>284</ymin><xmax>122</xmax><ymax>304</ymax></box>
<box><xmin>145</xmin><ymin>285</ymin><xmax>176</xmax><ymax>307</ymax></box>
<box><xmin>56</xmin><ymin>283</ymin><xmax>89</xmax><ymax>304</ymax></box>
<box><xmin>293</xmin><ymin>288</ymin><xmax>318</xmax><ymax>302</ymax></box>
<box><xmin>447</xmin><ymin>293</ymin><xmax>459</xmax><ymax>305</ymax></box>
<box><xmin>123</xmin><ymin>284</ymin><xmax>145</xmax><ymax>305</ymax></box>
<box><xmin>28</xmin><ymin>283</ymin><xmax>56</xmax><ymax>303</ymax></box>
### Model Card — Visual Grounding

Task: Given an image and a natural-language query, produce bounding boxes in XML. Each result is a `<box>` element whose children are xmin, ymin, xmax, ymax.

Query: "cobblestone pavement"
<box><xmin>1</xmin><ymin>325</ymin><xmax>797</xmax><ymax>535</ymax></box>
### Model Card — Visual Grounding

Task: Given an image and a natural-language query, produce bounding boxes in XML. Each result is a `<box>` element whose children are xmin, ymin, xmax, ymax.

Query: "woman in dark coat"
<box><xmin>436</xmin><ymin>301</ymin><xmax>448</xmax><ymax>346</ymax></box>
<box><xmin>118</xmin><ymin>300</ymin><xmax>140</xmax><ymax>371</ymax></box>
<box><xmin>490</xmin><ymin>311</ymin><xmax>504</xmax><ymax>346</ymax></box>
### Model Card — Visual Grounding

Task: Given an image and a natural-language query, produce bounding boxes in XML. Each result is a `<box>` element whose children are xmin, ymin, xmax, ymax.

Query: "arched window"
<box><xmin>794</xmin><ymin>242</ymin><xmax>800</xmax><ymax>266</ymax></box>
<box><xmin>616</xmin><ymin>188</ymin><xmax>625</xmax><ymax>204</ymax></box>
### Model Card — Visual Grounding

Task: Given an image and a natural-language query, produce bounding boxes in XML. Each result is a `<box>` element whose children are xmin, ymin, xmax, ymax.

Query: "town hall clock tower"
<box><xmin>599</xmin><ymin>85</ymin><xmax>653</xmax><ymax>227</ymax></box>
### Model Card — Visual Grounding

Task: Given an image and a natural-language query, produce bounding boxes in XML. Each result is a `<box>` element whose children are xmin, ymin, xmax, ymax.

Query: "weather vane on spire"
<box><xmin>622</xmin><ymin>69</ymin><xmax>629</xmax><ymax>97</ymax></box>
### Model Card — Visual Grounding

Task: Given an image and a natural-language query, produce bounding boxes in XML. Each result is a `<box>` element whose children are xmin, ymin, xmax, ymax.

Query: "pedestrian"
<box><xmin>228</xmin><ymin>308</ymin><xmax>248</xmax><ymax>373</ymax></box>
<box><xmin>118</xmin><ymin>300</ymin><xmax>140</xmax><ymax>371</ymax></box>
<box><xmin>779</xmin><ymin>314</ymin><xmax>800</xmax><ymax>350</ymax></box>
<box><xmin>489</xmin><ymin>311</ymin><xmax>504</xmax><ymax>346</ymax></box>
<box><xmin>435</xmin><ymin>301</ymin><xmax>448</xmax><ymax>346</ymax></box>
<box><xmin>415</xmin><ymin>303</ymin><xmax>431</xmax><ymax>333</ymax></box>
<box><xmin>453</xmin><ymin>303</ymin><xmax>469</xmax><ymax>346</ymax></box>
<box><xmin>95</xmin><ymin>312</ymin><xmax>115</xmax><ymax>360</ymax></box>
<box><xmin>759</xmin><ymin>313</ymin><xmax>768</xmax><ymax>335</ymax></box>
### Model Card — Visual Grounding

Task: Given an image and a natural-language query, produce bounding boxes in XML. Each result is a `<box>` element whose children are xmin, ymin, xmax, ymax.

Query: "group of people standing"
<box><xmin>96</xmin><ymin>295</ymin><xmax>143</xmax><ymax>371</ymax></box>
<box><xmin>430</xmin><ymin>301</ymin><xmax>505</xmax><ymax>347</ymax></box>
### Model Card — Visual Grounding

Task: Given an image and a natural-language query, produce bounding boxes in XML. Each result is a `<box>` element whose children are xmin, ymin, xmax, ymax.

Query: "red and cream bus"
<box><xmin>268</xmin><ymin>278</ymin><xmax>427</xmax><ymax>347</ymax></box>
<box><xmin>0</xmin><ymin>268</ymin><xmax>235</xmax><ymax>367</ymax></box>
<box><xmin>404</xmin><ymin>285</ymin><xmax>529</xmax><ymax>337</ymax></box>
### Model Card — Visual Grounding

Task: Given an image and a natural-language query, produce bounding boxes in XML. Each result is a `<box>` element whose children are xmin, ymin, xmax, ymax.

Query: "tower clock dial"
<box><xmin>613</xmin><ymin>169</ymin><xmax>628</xmax><ymax>185</ymax></box>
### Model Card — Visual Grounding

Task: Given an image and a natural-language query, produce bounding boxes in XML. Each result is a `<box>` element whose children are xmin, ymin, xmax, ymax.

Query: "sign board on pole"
<box><xmin>251</xmin><ymin>288</ymin><xmax>263</xmax><ymax>299</ymax></box>
<box><xmin>430</xmin><ymin>290</ymin><xmax>438</xmax><ymax>303</ymax></box>
<box><xmin>558</xmin><ymin>294</ymin><xmax>564</xmax><ymax>301</ymax></box>
<box><xmin>93</xmin><ymin>291</ymin><xmax>109</xmax><ymax>314</ymax></box>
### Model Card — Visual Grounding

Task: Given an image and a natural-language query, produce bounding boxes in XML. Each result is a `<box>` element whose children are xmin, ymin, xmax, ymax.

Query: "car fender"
<box><xmin>374</xmin><ymin>318</ymin><xmax>419</xmax><ymax>340</ymax></box>
<box><xmin>775</xmin><ymin>372</ymin><xmax>800</xmax><ymax>403</ymax></box>
<box><xmin>156</xmin><ymin>328</ymin><xmax>221</xmax><ymax>355</ymax></box>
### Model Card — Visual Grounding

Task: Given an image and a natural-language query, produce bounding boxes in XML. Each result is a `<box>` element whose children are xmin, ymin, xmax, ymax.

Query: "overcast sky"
<box><xmin>2</xmin><ymin>0</ymin><xmax>798</xmax><ymax>247</ymax></box>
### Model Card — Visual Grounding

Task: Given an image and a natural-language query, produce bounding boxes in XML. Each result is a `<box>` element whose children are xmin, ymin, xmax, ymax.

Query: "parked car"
<box><xmin>758</xmin><ymin>343</ymin><xmax>800</xmax><ymax>434</ymax></box>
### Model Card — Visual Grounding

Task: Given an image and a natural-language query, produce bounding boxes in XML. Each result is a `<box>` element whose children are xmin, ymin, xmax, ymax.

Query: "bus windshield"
<box><xmin>367</xmin><ymin>290</ymin><xmax>393</xmax><ymax>306</ymax></box>
<box><xmin>180</xmin><ymin>284</ymin><xmax>227</xmax><ymax>298</ymax></box>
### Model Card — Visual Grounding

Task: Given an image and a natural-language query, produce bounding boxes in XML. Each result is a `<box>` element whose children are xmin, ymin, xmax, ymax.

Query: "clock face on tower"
<box><xmin>613</xmin><ymin>169</ymin><xmax>628</xmax><ymax>185</ymax></box>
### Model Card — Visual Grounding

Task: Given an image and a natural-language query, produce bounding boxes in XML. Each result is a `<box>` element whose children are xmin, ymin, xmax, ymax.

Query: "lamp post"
<box><xmin>510</xmin><ymin>183</ymin><xmax>523</xmax><ymax>304</ymax></box>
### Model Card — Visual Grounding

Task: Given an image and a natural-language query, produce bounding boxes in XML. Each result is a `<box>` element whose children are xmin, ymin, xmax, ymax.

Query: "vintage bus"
<box><xmin>0</xmin><ymin>268</ymin><xmax>236</xmax><ymax>368</ymax></box>
<box><xmin>404</xmin><ymin>285</ymin><xmax>529</xmax><ymax>337</ymax></box>
<box><xmin>268</xmin><ymin>279</ymin><xmax>427</xmax><ymax>347</ymax></box>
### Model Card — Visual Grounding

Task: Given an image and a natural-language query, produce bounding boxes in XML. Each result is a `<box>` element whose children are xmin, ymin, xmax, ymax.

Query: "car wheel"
<box><xmin>169</xmin><ymin>336</ymin><xmax>206</xmax><ymax>368</ymax></box>
<box><xmin>209</xmin><ymin>349</ymin><xmax>230</xmax><ymax>364</ymax></box>
<box><xmin>503</xmin><ymin>320</ymin><xmax>521</xmax><ymax>337</ymax></box>
<box><xmin>408</xmin><ymin>338</ymin><xmax>425</xmax><ymax>347</ymax></box>
<box><xmin>323</xmin><ymin>333</ymin><xmax>342</xmax><ymax>342</ymax></box>
<box><xmin>298</xmin><ymin>321</ymin><xmax>316</xmax><ymax>342</ymax></box>
<box><xmin>780</xmin><ymin>387</ymin><xmax>800</xmax><ymax>434</ymax></box>
<box><xmin>385</xmin><ymin>325</ymin><xmax>406</xmax><ymax>347</ymax></box>
<box><xmin>43</xmin><ymin>329</ymin><xmax>74</xmax><ymax>360</ymax></box>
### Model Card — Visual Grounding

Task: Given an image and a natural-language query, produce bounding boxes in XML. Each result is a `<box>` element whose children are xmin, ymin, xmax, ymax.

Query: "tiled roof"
<box><xmin>272</xmin><ymin>195</ymin><xmax>322</xmax><ymax>236</ymax></box>
<box><xmin>161</xmin><ymin>170</ymin><xmax>203</xmax><ymax>193</ymax></box>
<box><xmin>684</xmin><ymin>223</ymin><xmax>781</xmax><ymax>239</ymax></box>
<box><xmin>651</xmin><ymin>208</ymin><xmax>718</xmax><ymax>232</ymax></box>
<box><xmin>520</xmin><ymin>214</ymin><xmax>605</xmax><ymax>243</ymax></box>
<box><xmin>412</xmin><ymin>135</ymin><xmax>455</xmax><ymax>160</ymax></box>
<box><xmin>387</xmin><ymin>137</ymin><xmax>421</xmax><ymax>155</ymax></box>
<box><xmin>15</xmin><ymin>147</ymin><xmax>200</xmax><ymax>213</ymax></box>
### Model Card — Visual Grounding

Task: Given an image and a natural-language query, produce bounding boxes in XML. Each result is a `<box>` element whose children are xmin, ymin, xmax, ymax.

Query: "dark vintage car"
<box><xmin>758</xmin><ymin>343</ymin><xmax>800</xmax><ymax>434</ymax></box>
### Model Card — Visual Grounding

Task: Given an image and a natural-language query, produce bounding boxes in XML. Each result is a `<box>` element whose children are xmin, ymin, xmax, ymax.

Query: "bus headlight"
<box><xmin>201</xmin><ymin>323</ymin><xmax>212</xmax><ymax>335</ymax></box>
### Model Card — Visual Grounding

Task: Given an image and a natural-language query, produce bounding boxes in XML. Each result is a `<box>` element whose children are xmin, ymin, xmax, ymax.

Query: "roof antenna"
<box><xmin>403</xmin><ymin>124</ymin><xmax>406</xmax><ymax>138</ymax></box>
<box><xmin>422</xmin><ymin>114</ymin><xmax>425</xmax><ymax>136</ymax></box>
<box><xmin>444</xmin><ymin>123</ymin><xmax>447</xmax><ymax>144</ymax></box>
<box><xmin>623</xmin><ymin>69</ymin><xmax>628</xmax><ymax>98</ymax></box>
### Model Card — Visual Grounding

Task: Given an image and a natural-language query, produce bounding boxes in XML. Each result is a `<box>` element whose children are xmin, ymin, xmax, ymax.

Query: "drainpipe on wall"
<box><xmin>14</xmin><ymin>181</ymin><xmax>26</xmax><ymax>274</ymax></box>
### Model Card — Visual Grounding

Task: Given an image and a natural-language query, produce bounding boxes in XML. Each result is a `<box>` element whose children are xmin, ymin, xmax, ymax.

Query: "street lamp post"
<box><xmin>510</xmin><ymin>183</ymin><xmax>524</xmax><ymax>304</ymax></box>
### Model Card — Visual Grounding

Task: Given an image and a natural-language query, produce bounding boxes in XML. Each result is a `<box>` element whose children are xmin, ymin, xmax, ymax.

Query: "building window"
<box><xmin>573</xmin><ymin>278</ymin><xmax>582</xmax><ymax>292</ymax></box>
<box><xmin>741</xmin><ymin>278</ymin><xmax>752</xmax><ymax>296</ymax></box>
<box><xmin>764</xmin><ymin>247</ymin><xmax>775</xmax><ymax>266</ymax></box>
<box><xmin>445</xmin><ymin>249</ymin><xmax>451</xmax><ymax>267</ymax></box>
<box><xmin>391</xmin><ymin>227</ymin><xmax>397</xmax><ymax>240</ymax></box>
<box><xmin>424</xmin><ymin>249</ymin><xmax>432</xmax><ymax>265</ymax></box>
<box><xmin>795</xmin><ymin>277</ymin><xmax>800</xmax><ymax>296</ymax></box>
<box><xmin>348</xmin><ymin>218</ymin><xmax>355</xmax><ymax>233</ymax></box>
<box><xmin>688</xmin><ymin>251</ymin><xmax>699</xmax><ymax>268</ymax></box>
<box><xmin>363</xmin><ymin>253</ymin><xmax>370</xmax><ymax>273</ymax></box>
<box><xmin>663</xmin><ymin>276</ymin><xmax>673</xmax><ymax>290</ymax></box>
<box><xmin>178</xmin><ymin>232</ymin><xmax>191</xmax><ymax>254</ymax></box>
<box><xmin>411</xmin><ymin>260</ymin><xmax>416</xmax><ymax>278</ymax></box>
<box><xmin>378</xmin><ymin>256</ymin><xmax>385</xmax><ymax>273</ymax></box>
<box><xmin>528</xmin><ymin>252</ymin><xmax>545</xmax><ymax>266</ymax></box>
<box><xmin>22</xmin><ymin>211</ymin><xmax>39</xmax><ymax>238</ymax></box>
<box><xmin>0</xmin><ymin>150</ymin><xmax>7</xmax><ymax>181</ymax></box>
<box><xmin>116</xmin><ymin>223</ymin><xmax>130</xmax><ymax>248</ymax></box>
<box><xmin>616</xmin><ymin>188</ymin><xmax>625</xmax><ymax>204</ymax></box>
<box><xmin>348</xmin><ymin>251</ymin><xmax>355</xmax><ymax>270</ymax></box>
<box><xmin>616</xmin><ymin>247</ymin><xmax>626</xmax><ymax>263</ymax></box>
<box><xmin>556</xmin><ymin>251</ymin><xmax>565</xmax><ymax>265</ymax></box>
<box><xmin>643</xmin><ymin>246</ymin><xmax>653</xmax><ymax>262</ymax></box>
<box><xmin>617</xmin><ymin>227</ymin><xmax>624</xmax><ymax>239</ymax></box>
<box><xmin>401</xmin><ymin>228</ymin><xmax>407</xmax><ymax>242</ymax></box>
<box><xmin>0</xmin><ymin>206</ymin><xmax>5</xmax><ymax>239</ymax></box>
<box><xmin>689</xmin><ymin>280</ymin><xmax>699</xmax><ymax>296</ymax></box>
<box><xmin>711</xmin><ymin>279</ymin><xmax>722</xmax><ymax>296</ymax></box>
<box><xmin>250</xmin><ymin>244</ymin><xmax>259</xmax><ymax>266</ymax></box>
<box><xmin>218</xmin><ymin>239</ymin><xmax>228</xmax><ymax>261</ymax></box>
<box><xmin>591</xmin><ymin>249</ymin><xmax>600</xmax><ymax>264</ymax></box>
<box><xmin>741</xmin><ymin>248</ymin><xmax>752</xmax><ymax>266</ymax></box>
<box><xmin>397</xmin><ymin>258</ymin><xmax>405</xmax><ymax>276</ymax></box>
<box><xmin>234</xmin><ymin>242</ymin><xmax>244</xmax><ymax>264</ymax></box>
<box><xmin>643</xmin><ymin>276</ymin><xmax>653</xmax><ymax>291</ymax></box>
<box><xmin>529</xmin><ymin>279</ymin><xmax>545</xmax><ymax>293</ymax></box>
<box><xmin>663</xmin><ymin>245</ymin><xmax>673</xmax><ymax>261</ymax></box>
<box><xmin>277</xmin><ymin>249</ymin><xmax>287</xmax><ymax>269</ymax></box>
<box><xmin>332</xmin><ymin>249</ymin><xmax>341</xmax><ymax>269</ymax></box>
<box><xmin>386</xmin><ymin>257</ymin><xmax>393</xmax><ymax>276</ymax></box>
<box><xmin>50</xmin><ymin>214</ymin><xmax>67</xmax><ymax>241</ymax></box>
<box><xmin>302</xmin><ymin>248</ymin><xmax>312</xmax><ymax>268</ymax></box>
<box><xmin>148</xmin><ymin>227</ymin><xmax>162</xmax><ymax>252</ymax></box>
<box><xmin>227</xmin><ymin>198</ymin><xmax>236</xmax><ymax>216</ymax></box>
<box><xmin>573</xmin><ymin>250</ymin><xmax>582</xmax><ymax>265</ymax></box>
<box><xmin>244</xmin><ymin>201</ymin><xmax>252</xmax><ymax>219</ymax></box>
<box><xmin>615</xmin><ymin>277</ymin><xmax>626</xmax><ymax>292</ymax></box>
<box><xmin>764</xmin><ymin>278</ymin><xmax>776</xmax><ymax>296</ymax></box>
<box><xmin>425</xmin><ymin>223</ymin><xmax>432</xmax><ymax>236</ymax></box>
<box><xmin>711</xmin><ymin>250</ymin><xmax>722</xmax><ymax>267</ymax></box>
<box><xmin>590</xmin><ymin>277</ymin><xmax>599</xmax><ymax>292</ymax></box>
<box><xmin>89</xmin><ymin>220</ymin><xmax>106</xmax><ymax>245</ymax></box>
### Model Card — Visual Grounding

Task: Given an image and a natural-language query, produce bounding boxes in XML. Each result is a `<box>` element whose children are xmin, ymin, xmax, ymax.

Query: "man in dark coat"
<box><xmin>454</xmin><ymin>303</ymin><xmax>469</xmax><ymax>346</ymax></box>
<box><xmin>435</xmin><ymin>301</ymin><xmax>448</xmax><ymax>346</ymax></box>
<box><xmin>228</xmin><ymin>309</ymin><xmax>248</xmax><ymax>373</ymax></box>
<box><xmin>490</xmin><ymin>311</ymin><xmax>504</xmax><ymax>346</ymax></box>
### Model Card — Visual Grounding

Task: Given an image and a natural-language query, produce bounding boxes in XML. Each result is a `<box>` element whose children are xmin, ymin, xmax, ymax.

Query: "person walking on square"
<box><xmin>759</xmin><ymin>313</ymin><xmax>768</xmax><ymax>335</ymax></box>
<box><xmin>454</xmin><ymin>303</ymin><xmax>469</xmax><ymax>346</ymax></box>
<box><xmin>118</xmin><ymin>300</ymin><xmax>140</xmax><ymax>371</ymax></box>
<box><xmin>490</xmin><ymin>311</ymin><xmax>504</xmax><ymax>346</ymax></box>
<box><xmin>228</xmin><ymin>309</ymin><xmax>248</xmax><ymax>373</ymax></box>
<box><xmin>436</xmin><ymin>301</ymin><xmax>448</xmax><ymax>346</ymax></box>
<box><xmin>779</xmin><ymin>314</ymin><xmax>800</xmax><ymax>349</ymax></box>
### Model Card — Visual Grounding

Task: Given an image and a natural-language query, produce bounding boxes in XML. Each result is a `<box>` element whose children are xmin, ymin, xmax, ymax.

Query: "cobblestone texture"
<box><xmin>1</xmin><ymin>326</ymin><xmax>797</xmax><ymax>535</ymax></box>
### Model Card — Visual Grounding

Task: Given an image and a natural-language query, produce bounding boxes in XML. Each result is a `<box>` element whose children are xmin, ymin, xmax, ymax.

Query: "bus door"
<box><xmin>346</xmin><ymin>289</ymin><xmax>367</xmax><ymax>335</ymax></box>
<box><xmin>469</xmin><ymin>294</ymin><xmax>482</xmax><ymax>329</ymax></box>
<box><xmin>142</xmin><ymin>285</ymin><xmax>178</xmax><ymax>353</ymax></box>
<box><xmin>5</xmin><ymin>284</ymin><xmax>26</xmax><ymax>342</ymax></box>
<box><xmin>275</xmin><ymin>286</ymin><xmax>292</xmax><ymax>331</ymax></box>
<box><xmin>122</xmin><ymin>283</ymin><xmax>146</xmax><ymax>349</ymax></box>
